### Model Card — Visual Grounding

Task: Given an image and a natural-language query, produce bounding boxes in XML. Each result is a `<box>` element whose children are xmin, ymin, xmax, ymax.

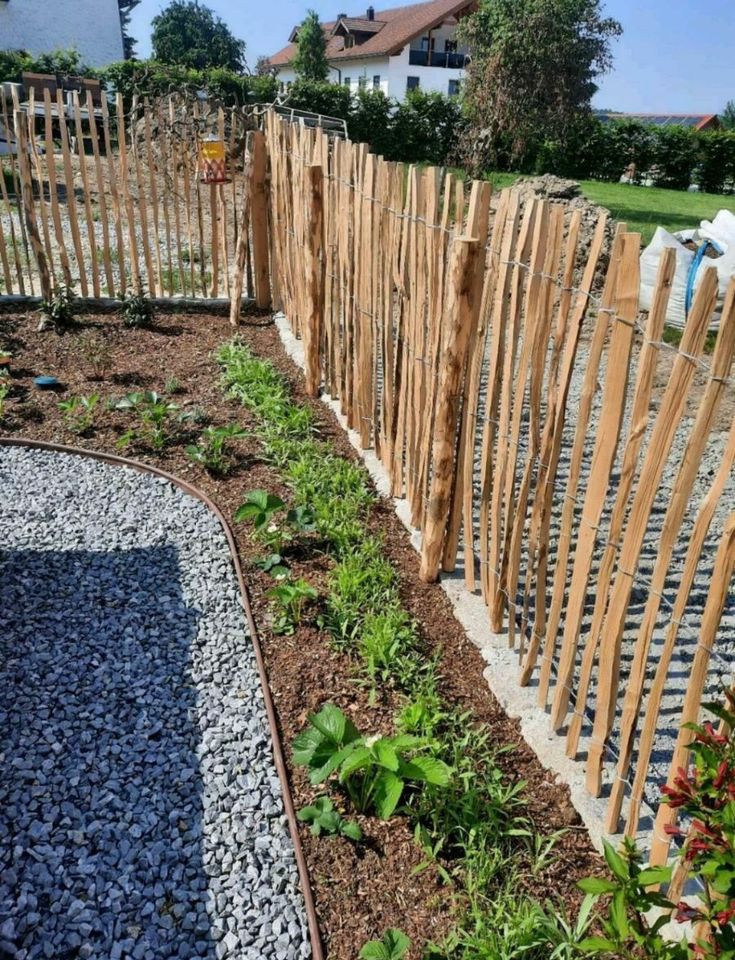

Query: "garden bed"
<box><xmin>0</xmin><ymin>306</ymin><xmax>604</xmax><ymax>958</ymax></box>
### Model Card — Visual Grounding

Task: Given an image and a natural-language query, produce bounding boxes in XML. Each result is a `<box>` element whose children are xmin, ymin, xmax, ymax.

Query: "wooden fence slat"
<box><xmin>71</xmin><ymin>92</ymin><xmax>100</xmax><ymax>298</ymax></box>
<box><xmin>4</xmin><ymin>91</ymin><xmax>33</xmax><ymax>294</ymax></box>
<box><xmin>115</xmin><ymin>92</ymin><xmax>141</xmax><ymax>292</ymax></box>
<box><xmin>84</xmin><ymin>90</ymin><xmax>115</xmax><ymax>297</ymax></box>
<box><xmin>420</xmin><ymin>236</ymin><xmax>481</xmax><ymax>581</ymax></box>
<box><xmin>99</xmin><ymin>93</ymin><xmax>125</xmax><ymax>294</ymax></box>
<box><xmin>26</xmin><ymin>90</ymin><xmax>55</xmax><ymax>289</ymax></box>
<box><xmin>14</xmin><ymin>107</ymin><xmax>50</xmax><ymax>298</ymax></box>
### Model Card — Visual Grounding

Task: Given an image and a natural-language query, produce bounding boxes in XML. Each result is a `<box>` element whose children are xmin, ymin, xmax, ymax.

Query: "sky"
<box><xmin>128</xmin><ymin>0</ymin><xmax>735</xmax><ymax>114</ymax></box>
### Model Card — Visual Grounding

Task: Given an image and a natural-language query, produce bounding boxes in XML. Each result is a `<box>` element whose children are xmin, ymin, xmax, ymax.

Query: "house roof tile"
<box><xmin>270</xmin><ymin>0</ymin><xmax>473</xmax><ymax>67</ymax></box>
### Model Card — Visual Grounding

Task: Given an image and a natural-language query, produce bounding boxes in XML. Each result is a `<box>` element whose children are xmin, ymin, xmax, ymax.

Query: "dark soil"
<box><xmin>0</xmin><ymin>307</ymin><xmax>604</xmax><ymax>959</ymax></box>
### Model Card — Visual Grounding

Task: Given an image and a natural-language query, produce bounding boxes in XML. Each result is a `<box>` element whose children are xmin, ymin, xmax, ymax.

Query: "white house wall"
<box><xmin>0</xmin><ymin>0</ymin><xmax>125</xmax><ymax>67</ymax></box>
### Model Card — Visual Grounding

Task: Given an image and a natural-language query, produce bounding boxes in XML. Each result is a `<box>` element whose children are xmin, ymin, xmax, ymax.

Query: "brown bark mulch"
<box><xmin>0</xmin><ymin>306</ymin><xmax>603</xmax><ymax>959</ymax></box>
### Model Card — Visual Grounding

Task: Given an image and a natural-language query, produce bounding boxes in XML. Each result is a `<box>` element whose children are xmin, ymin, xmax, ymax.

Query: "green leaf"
<box><xmin>338</xmin><ymin>745</ymin><xmax>373</xmax><ymax>780</ymax></box>
<box><xmin>602</xmin><ymin>840</ymin><xmax>629</xmax><ymax>882</ymax></box>
<box><xmin>577</xmin><ymin>877</ymin><xmax>619</xmax><ymax>895</ymax></box>
<box><xmin>235</xmin><ymin>502</ymin><xmax>265</xmax><ymax>523</ymax></box>
<box><xmin>341</xmin><ymin>820</ymin><xmax>363</xmax><ymax>842</ymax></box>
<box><xmin>309</xmin><ymin>704</ymin><xmax>349</xmax><ymax>746</ymax></box>
<box><xmin>578</xmin><ymin>937</ymin><xmax>619</xmax><ymax>953</ymax></box>
<box><xmin>637</xmin><ymin>866</ymin><xmax>672</xmax><ymax>886</ymax></box>
<box><xmin>374</xmin><ymin>770</ymin><xmax>405</xmax><ymax>819</ymax></box>
<box><xmin>292</xmin><ymin>727</ymin><xmax>323</xmax><ymax>766</ymax></box>
<box><xmin>399</xmin><ymin>755</ymin><xmax>452</xmax><ymax>786</ymax></box>
<box><xmin>309</xmin><ymin>742</ymin><xmax>361</xmax><ymax>785</ymax></box>
<box><xmin>297</xmin><ymin>804</ymin><xmax>320</xmax><ymax>823</ymax></box>
<box><xmin>359</xmin><ymin>943</ymin><xmax>388</xmax><ymax>960</ymax></box>
<box><xmin>609</xmin><ymin>890</ymin><xmax>629</xmax><ymax>940</ymax></box>
<box><xmin>373</xmin><ymin>739</ymin><xmax>400</xmax><ymax>771</ymax></box>
<box><xmin>383</xmin><ymin>929</ymin><xmax>411</xmax><ymax>958</ymax></box>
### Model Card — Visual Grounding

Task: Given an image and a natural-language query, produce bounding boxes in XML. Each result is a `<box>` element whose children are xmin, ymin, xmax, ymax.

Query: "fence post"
<box><xmin>251</xmin><ymin>130</ymin><xmax>271</xmax><ymax>309</ymax></box>
<box><xmin>419</xmin><ymin>235</ymin><xmax>480</xmax><ymax>583</ymax></box>
<box><xmin>229</xmin><ymin>132</ymin><xmax>253</xmax><ymax>327</ymax></box>
<box><xmin>303</xmin><ymin>163</ymin><xmax>324</xmax><ymax>397</ymax></box>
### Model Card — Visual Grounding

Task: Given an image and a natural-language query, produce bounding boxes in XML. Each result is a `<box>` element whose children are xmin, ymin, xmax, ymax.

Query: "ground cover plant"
<box><xmin>0</xmin><ymin>308</ymin><xmax>604</xmax><ymax>958</ymax></box>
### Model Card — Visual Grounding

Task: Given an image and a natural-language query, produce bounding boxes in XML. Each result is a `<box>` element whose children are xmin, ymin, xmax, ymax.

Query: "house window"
<box><xmin>358</xmin><ymin>75</ymin><xmax>367</xmax><ymax>89</ymax></box>
<box><xmin>344</xmin><ymin>35</ymin><xmax>355</xmax><ymax>48</ymax></box>
<box><xmin>448</xmin><ymin>79</ymin><xmax>460</xmax><ymax>96</ymax></box>
<box><xmin>445</xmin><ymin>39</ymin><xmax>458</xmax><ymax>52</ymax></box>
<box><xmin>344</xmin><ymin>76</ymin><xmax>351</xmax><ymax>87</ymax></box>
<box><xmin>420</xmin><ymin>35</ymin><xmax>435</xmax><ymax>51</ymax></box>
<box><xmin>373</xmin><ymin>75</ymin><xmax>381</xmax><ymax>90</ymax></box>
<box><xmin>406</xmin><ymin>76</ymin><xmax>419</xmax><ymax>91</ymax></box>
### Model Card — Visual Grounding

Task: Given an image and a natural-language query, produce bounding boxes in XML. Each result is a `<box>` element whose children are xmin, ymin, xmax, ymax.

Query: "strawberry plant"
<box><xmin>113</xmin><ymin>391</ymin><xmax>179</xmax><ymax>451</ymax></box>
<box><xmin>185</xmin><ymin>423</ymin><xmax>247</xmax><ymax>475</ymax></box>
<box><xmin>297</xmin><ymin>796</ymin><xmax>362</xmax><ymax>841</ymax></box>
<box><xmin>293</xmin><ymin>704</ymin><xmax>452</xmax><ymax>819</ymax></box>
<box><xmin>58</xmin><ymin>393</ymin><xmax>100</xmax><ymax>434</ymax></box>
<box><xmin>359</xmin><ymin>929</ymin><xmax>410</xmax><ymax>960</ymax></box>
<box><xmin>267</xmin><ymin>578</ymin><xmax>318</xmax><ymax>635</ymax></box>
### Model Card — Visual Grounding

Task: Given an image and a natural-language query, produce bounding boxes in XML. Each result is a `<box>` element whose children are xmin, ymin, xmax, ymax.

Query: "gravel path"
<box><xmin>0</xmin><ymin>446</ymin><xmax>311</xmax><ymax>960</ymax></box>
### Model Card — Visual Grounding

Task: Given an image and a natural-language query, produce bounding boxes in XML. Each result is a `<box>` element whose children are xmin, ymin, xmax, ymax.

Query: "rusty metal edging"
<box><xmin>0</xmin><ymin>436</ymin><xmax>325</xmax><ymax>960</ymax></box>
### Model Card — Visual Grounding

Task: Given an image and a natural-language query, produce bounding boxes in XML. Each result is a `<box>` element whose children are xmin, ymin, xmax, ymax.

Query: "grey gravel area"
<box><xmin>0</xmin><ymin>447</ymin><xmax>311</xmax><ymax>960</ymax></box>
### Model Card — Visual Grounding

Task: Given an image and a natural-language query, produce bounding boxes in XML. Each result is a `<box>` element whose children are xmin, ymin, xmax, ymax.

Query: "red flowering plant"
<box><xmin>577</xmin><ymin>694</ymin><xmax>735</xmax><ymax>959</ymax></box>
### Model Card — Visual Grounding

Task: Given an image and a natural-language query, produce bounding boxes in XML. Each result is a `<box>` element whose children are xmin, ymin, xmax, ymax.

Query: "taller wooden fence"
<box><xmin>263</xmin><ymin>111</ymin><xmax>735</xmax><ymax>861</ymax></box>
<box><xmin>0</xmin><ymin>91</ymin><xmax>263</xmax><ymax>301</ymax></box>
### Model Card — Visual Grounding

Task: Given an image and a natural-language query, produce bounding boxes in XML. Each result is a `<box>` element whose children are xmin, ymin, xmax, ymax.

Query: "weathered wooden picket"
<box><xmin>260</xmin><ymin>111</ymin><xmax>735</xmax><ymax>862</ymax></box>
<box><xmin>4</xmin><ymin>93</ymin><xmax>735</xmax><ymax>860</ymax></box>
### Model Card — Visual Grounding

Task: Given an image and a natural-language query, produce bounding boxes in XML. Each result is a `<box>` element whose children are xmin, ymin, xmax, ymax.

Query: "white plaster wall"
<box><xmin>385</xmin><ymin>42</ymin><xmax>466</xmax><ymax>99</ymax></box>
<box><xmin>0</xmin><ymin>0</ymin><xmax>124</xmax><ymax>66</ymax></box>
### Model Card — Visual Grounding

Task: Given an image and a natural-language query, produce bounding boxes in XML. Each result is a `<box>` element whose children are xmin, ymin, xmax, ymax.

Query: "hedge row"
<box><xmin>280</xmin><ymin>80</ymin><xmax>464</xmax><ymax>166</ymax></box>
<box><xmin>533</xmin><ymin>118</ymin><xmax>735</xmax><ymax>194</ymax></box>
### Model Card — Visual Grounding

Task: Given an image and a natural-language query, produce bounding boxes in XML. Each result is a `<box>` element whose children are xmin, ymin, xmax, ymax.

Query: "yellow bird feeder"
<box><xmin>199</xmin><ymin>135</ymin><xmax>229</xmax><ymax>185</ymax></box>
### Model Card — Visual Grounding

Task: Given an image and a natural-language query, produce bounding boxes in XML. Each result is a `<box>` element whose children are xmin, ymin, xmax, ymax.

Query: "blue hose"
<box><xmin>685</xmin><ymin>239</ymin><xmax>723</xmax><ymax>317</ymax></box>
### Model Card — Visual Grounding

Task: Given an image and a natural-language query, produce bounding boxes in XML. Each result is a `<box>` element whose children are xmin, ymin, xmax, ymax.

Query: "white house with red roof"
<box><xmin>268</xmin><ymin>0</ymin><xmax>474</xmax><ymax>101</ymax></box>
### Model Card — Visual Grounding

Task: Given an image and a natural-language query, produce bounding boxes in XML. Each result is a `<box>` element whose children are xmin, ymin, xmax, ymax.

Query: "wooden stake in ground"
<box><xmin>13</xmin><ymin>108</ymin><xmax>51</xmax><ymax>298</ymax></box>
<box><xmin>303</xmin><ymin>164</ymin><xmax>325</xmax><ymax>397</ymax></box>
<box><xmin>229</xmin><ymin>132</ymin><xmax>253</xmax><ymax>328</ymax></box>
<box><xmin>250</xmin><ymin>130</ymin><xmax>271</xmax><ymax>309</ymax></box>
<box><xmin>649</xmin><ymin>511</ymin><xmax>735</xmax><ymax>866</ymax></box>
<box><xmin>420</xmin><ymin>235</ymin><xmax>480</xmax><ymax>582</ymax></box>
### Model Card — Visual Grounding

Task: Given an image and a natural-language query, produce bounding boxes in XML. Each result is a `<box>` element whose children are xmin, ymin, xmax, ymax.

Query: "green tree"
<box><xmin>118</xmin><ymin>0</ymin><xmax>141</xmax><ymax>59</ymax></box>
<box><xmin>151</xmin><ymin>0</ymin><xmax>245</xmax><ymax>72</ymax></box>
<box><xmin>293</xmin><ymin>10</ymin><xmax>329</xmax><ymax>83</ymax></box>
<box><xmin>721</xmin><ymin>99</ymin><xmax>735</xmax><ymax>131</ymax></box>
<box><xmin>458</xmin><ymin>0</ymin><xmax>622</xmax><ymax>172</ymax></box>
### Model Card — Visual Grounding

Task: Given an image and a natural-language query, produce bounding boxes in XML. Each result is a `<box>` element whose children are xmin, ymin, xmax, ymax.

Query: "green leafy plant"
<box><xmin>235</xmin><ymin>489</ymin><xmax>287</xmax><ymax>548</ymax></box>
<box><xmin>113</xmin><ymin>391</ymin><xmax>179</xmax><ymax>450</ymax></box>
<box><xmin>576</xmin><ymin>838</ymin><xmax>675</xmax><ymax>958</ymax></box>
<box><xmin>297</xmin><ymin>796</ymin><xmax>362</xmax><ymax>841</ymax></box>
<box><xmin>120</xmin><ymin>290</ymin><xmax>155</xmax><ymax>329</ymax></box>
<box><xmin>359</xmin><ymin>928</ymin><xmax>410</xmax><ymax>960</ymax></box>
<box><xmin>58</xmin><ymin>393</ymin><xmax>100</xmax><ymax>434</ymax></box>
<box><xmin>267</xmin><ymin>578</ymin><xmax>318</xmax><ymax>635</ymax></box>
<box><xmin>293</xmin><ymin>704</ymin><xmax>452</xmax><ymax>819</ymax></box>
<box><xmin>39</xmin><ymin>284</ymin><xmax>76</xmax><ymax>332</ymax></box>
<box><xmin>164</xmin><ymin>376</ymin><xmax>184</xmax><ymax>395</ymax></box>
<box><xmin>358</xmin><ymin>607</ymin><xmax>420</xmax><ymax>699</ymax></box>
<box><xmin>254</xmin><ymin>553</ymin><xmax>291</xmax><ymax>579</ymax></box>
<box><xmin>185</xmin><ymin>424</ymin><xmax>247</xmax><ymax>474</ymax></box>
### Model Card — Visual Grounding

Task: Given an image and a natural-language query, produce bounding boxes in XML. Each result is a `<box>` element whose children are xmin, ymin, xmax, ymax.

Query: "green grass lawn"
<box><xmin>481</xmin><ymin>170</ymin><xmax>735</xmax><ymax>245</ymax></box>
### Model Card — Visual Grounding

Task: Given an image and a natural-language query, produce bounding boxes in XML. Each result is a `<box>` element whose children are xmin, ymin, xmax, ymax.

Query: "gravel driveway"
<box><xmin>0</xmin><ymin>446</ymin><xmax>311</xmax><ymax>960</ymax></box>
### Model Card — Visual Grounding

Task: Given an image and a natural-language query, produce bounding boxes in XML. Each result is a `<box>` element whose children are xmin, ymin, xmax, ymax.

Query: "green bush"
<box><xmin>0</xmin><ymin>48</ymin><xmax>90</xmax><ymax>83</ymax></box>
<box><xmin>699</xmin><ymin>130</ymin><xmax>735</xmax><ymax>194</ymax></box>
<box><xmin>649</xmin><ymin>125</ymin><xmax>699</xmax><ymax>189</ymax></box>
<box><xmin>98</xmin><ymin>59</ymin><xmax>277</xmax><ymax>107</ymax></box>
<box><xmin>286</xmin><ymin>78</ymin><xmax>352</xmax><ymax>120</ymax></box>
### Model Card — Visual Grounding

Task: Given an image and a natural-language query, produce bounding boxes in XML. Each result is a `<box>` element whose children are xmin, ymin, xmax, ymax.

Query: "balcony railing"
<box><xmin>408</xmin><ymin>50</ymin><xmax>469</xmax><ymax>68</ymax></box>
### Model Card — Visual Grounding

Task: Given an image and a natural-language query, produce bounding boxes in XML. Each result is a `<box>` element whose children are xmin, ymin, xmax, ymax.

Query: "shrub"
<box><xmin>0</xmin><ymin>49</ymin><xmax>89</xmax><ymax>84</ymax></box>
<box><xmin>650</xmin><ymin>125</ymin><xmax>699</xmax><ymax>190</ymax></box>
<box><xmin>39</xmin><ymin>284</ymin><xmax>77</xmax><ymax>332</ymax></box>
<box><xmin>119</xmin><ymin>290</ymin><xmax>155</xmax><ymax>329</ymax></box>
<box><xmin>698</xmin><ymin>131</ymin><xmax>735</xmax><ymax>194</ymax></box>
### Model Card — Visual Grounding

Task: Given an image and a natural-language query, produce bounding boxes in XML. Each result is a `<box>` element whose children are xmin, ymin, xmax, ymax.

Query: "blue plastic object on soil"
<box><xmin>34</xmin><ymin>376</ymin><xmax>59</xmax><ymax>389</ymax></box>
